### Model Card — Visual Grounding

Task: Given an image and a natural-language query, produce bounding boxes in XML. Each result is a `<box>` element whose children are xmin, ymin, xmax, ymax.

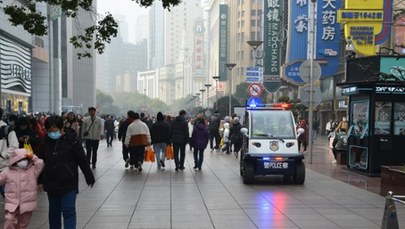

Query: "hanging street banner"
<box><xmin>263</xmin><ymin>0</ymin><xmax>282</xmax><ymax>92</ymax></box>
<box><xmin>286</xmin><ymin>0</ymin><xmax>308</xmax><ymax>62</ymax></box>
<box><xmin>315</xmin><ymin>0</ymin><xmax>341</xmax><ymax>77</ymax></box>
<box><xmin>337</xmin><ymin>0</ymin><xmax>393</xmax><ymax>56</ymax></box>
<box><xmin>218</xmin><ymin>4</ymin><xmax>229</xmax><ymax>81</ymax></box>
<box><xmin>284</xmin><ymin>0</ymin><xmax>308</xmax><ymax>84</ymax></box>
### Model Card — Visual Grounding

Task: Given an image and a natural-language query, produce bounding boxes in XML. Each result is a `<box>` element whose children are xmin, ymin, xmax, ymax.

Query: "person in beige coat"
<box><xmin>125</xmin><ymin>113</ymin><xmax>151</xmax><ymax>172</ymax></box>
<box><xmin>82</xmin><ymin>107</ymin><xmax>103</xmax><ymax>168</ymax></box>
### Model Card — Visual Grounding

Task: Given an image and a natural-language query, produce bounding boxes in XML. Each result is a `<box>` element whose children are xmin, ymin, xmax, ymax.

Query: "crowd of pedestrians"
<box><xmin>0</xmin><ymin>106</ymin><xmax>249</xmax><ymax>228</ymax></box>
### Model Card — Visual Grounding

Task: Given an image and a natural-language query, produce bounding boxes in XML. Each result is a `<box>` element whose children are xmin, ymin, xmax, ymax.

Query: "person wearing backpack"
<box><xmin>0</xmin><ymin>108</ymin><xmax>19</xmax><ymax>197</ymax></box>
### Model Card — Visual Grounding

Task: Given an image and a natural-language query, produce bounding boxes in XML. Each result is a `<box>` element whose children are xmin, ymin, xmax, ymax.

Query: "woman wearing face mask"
<box><xmin>37</xmin><ymin>115</ymin><xmax>95</xmax><ymax>229</ymax></box>
<box><xmin>0</xmin><ymin>149</ymin><xmax>44</xmax><ymax>228</ymax></box>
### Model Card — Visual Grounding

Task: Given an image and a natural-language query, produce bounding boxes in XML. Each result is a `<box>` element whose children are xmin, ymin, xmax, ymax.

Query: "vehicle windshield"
<box><xmin>251</xmin><ymin>111</ymin><xmax>295</xmax><ymax>139</ymax></box>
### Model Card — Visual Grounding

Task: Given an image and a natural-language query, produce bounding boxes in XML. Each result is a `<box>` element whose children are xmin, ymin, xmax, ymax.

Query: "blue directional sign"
<box><xmin>246</xmin><ymin>66</ymin><xmax>262</xmax><ymax>83</ymax></box>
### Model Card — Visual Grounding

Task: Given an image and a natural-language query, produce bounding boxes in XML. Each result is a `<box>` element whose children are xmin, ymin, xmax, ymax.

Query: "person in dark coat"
<box><xmin>14</xmin><ymin>117</ymin><xmax>40</xmax><ymax>154</ymax></box>
<box><xmin>118</xmin><ymin>110</ymin><xmax>135</xmax><ymax>168</ymax></box>
<box><xmin>170</xmin><ymin>110</ymin><xmax>189</xmax><ymax>171</ymax></box>
<box><xmin>190</xmin><ymin>118</ymin><xmax>209</xmax><ymax>170</ymax></box>
<box><xmin>208</xmin><ymin>111</ymin><xmax>220</xmax><ymax>150</ymax></box>
<box><xmin>38</xmin><ymin>115</ymin><xmax>95</xmax><ymax>229</ymax></box>
<box><xmin>150</xmin><ymin>112</ymin><xmax>170</xmax><ymax>169</ymax></box>
<box><xmin>104</xmin><ymin>114</ymin><xmax>115</xmax><ymax>147</ymax></box>
<box><xmin>229</xmin><ymin>117</ymin><xmax>243</xmax><ymax>156</ymax></box>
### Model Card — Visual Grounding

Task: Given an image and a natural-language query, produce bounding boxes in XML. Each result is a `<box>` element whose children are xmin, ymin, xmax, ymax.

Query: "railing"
<box><xmin>381</xmin><ymin>191</ymin><xmax>405</xmax><ymax>229</ymax></box>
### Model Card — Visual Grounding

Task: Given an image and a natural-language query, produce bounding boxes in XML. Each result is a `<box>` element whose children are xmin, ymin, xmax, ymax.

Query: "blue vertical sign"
<box><xmin>287</xmin><ymin>0</ymin><xmax>309</xmax><ymax>62</ymax></box>
<box><xmin>316</xmin><ymin>0</ymin><xmax>341</xmax><ymax>77</ymax></box>
<box><xmin>218</xmin><ymin>4</ymin><xmax>229</xmax><ymax>81</ymax></box>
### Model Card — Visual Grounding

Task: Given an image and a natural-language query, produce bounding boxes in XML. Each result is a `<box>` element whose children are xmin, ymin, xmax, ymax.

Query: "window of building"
<box><xmin>241</xmin><ymin>20</ymin><xmax>245</xmax><ymax>27</ymax></box>
<box><xmin>242</xmin><ymin>10</ymin><xmax>245</xmax><ymax>17</ymax></box>
<box><xmin>251</xmin><ymin>10</ymin><xmax>256</xmax><ymax>16</ymax></box>
<box><xmin>251</xmin><ymin>20</ymin><xmax>256</xmax><ymax>27</ymax></box>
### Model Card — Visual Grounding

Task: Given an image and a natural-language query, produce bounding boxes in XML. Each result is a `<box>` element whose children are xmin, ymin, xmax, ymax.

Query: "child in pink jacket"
<box><xmin>0</xmin><ymin>149</ymin><xmax>44</xmax><ymax>229</ymax></box>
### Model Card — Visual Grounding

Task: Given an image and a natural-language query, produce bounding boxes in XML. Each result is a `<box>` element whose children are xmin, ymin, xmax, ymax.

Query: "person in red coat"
<box><xmin>297</xmin><ymin>119</ymin><xmax>309</xmax><ymax>152</ymax></box>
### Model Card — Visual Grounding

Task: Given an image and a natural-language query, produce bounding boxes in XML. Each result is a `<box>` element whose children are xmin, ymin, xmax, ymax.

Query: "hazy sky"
<box><xmin>97</xmin><ymin>0</ymin><xmax>148</xmax><ymax>44</ymax></box>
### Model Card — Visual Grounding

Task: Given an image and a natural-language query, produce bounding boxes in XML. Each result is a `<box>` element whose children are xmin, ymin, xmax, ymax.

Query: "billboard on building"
<box><xmin>337</xmin><ymin>0</ymin><xmax>393</xmax><ymax>56</ymax></box>
<box><xmin>287</xmin><ymin>0</ymin><xmax>308</xmax><ymax>62</ymax></box>
<box><xmin>193</xmin><ymin>19</ymin><xmax>205</xmax><ymax>78</ymax></box>
<box><xmin>218</xmin><ymin>4</ymin><xmax>228</xmax><ymax>81</ymax></box>
<box><xmin>316</xmin><ymin>0</ymin><xmax>341</xmax><ymax>77</ymax></box>
<box><xmin>0</xmin><ymin>36</ymin><xmax>32</xmax><ymax>96</ymax></box>
<box><xmin>263</xmin><ymin>0</ymin><xmax>282</xmax><ymax>92</ymax></box>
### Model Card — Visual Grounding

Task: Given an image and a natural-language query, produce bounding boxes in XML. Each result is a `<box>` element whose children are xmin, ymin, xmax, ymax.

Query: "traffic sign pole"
<box><xmin>308</xmin><ymin>0</ymin><xmax>315</xmax><ymax>164</ymax></box>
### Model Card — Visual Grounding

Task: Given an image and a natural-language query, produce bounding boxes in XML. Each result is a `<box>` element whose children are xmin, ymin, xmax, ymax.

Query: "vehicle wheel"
<box><xmin>293</xmin><ymin>161</ymin><xmax>305</xmax><ymax>185</ymax></box>
<box><xmin>243</xmin><ymin>162</ymin><xmax>255</xmax><ymax>184</ymax></box>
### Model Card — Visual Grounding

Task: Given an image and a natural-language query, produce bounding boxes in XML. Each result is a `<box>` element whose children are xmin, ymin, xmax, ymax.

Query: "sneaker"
<box><xmin>198</xmin><ymin>167</ymin><xmax>201</xmax><ymax>171</ymax></box>
<box><xmin>193</xmin><ymin>166</ymin><xmax>198</xmax><ymax>170</ymax></box>
<box><xmin>130</xmin><ymin>165</ymin><xmax>134</xmax><ymax>169</ymax></box>
<box><xmin>331</xmin><ymin>160</ymin><xmax>337</xmax><ymax>163</ymax></box>
<box><xmin>125</xmin><ymin>159</ymin><xmax>130</xmax><ymax>168</ymax></box>
<box><xmin>180</xmin><ymin>166</ymin><xmax>185</xmax><ymax>170</ymax></box>
<box><xmin>92</xmin><ymin>165</ymin><xmax>96</xmax><ymax>169</ymax></box>
<box><xmin>158</xmin><ymin>165</ymin><xmax>161</xmax><ymax>170</ymax></box>
<box><xmin>175</xmin><ymin>167</ymin><xmax>179</xmax><ymax>171</ymax></box>
<box><xmin>160</xmin><ymin>160</ymin><xmax>165</xmax><ymax>168</ymax></box>
<box><xmin>138</xmin><ymin>165</ymin><xmax>143</xmax><ymax>172</ymax></box>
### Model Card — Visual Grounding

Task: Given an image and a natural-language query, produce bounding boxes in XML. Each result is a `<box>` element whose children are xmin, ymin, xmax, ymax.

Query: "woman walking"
<box><xmin>190</xmin><ymin>118</ymin><xmax>208</xmax><ymax>170</ymax></box>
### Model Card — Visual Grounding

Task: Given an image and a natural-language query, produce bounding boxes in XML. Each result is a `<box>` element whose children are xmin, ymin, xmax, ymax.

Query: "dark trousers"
<box><xmin>193</xmin><ymin>148</ymin><xmax>204</xmax><ymax>168</ymax></box>
<box><xmin>122</xmin><ymin>143</ymin><xmax>129</xmax><ymax>162</ymax></box>
<box><xmin>106</xmin><ymin>131</ymin><xmax>114</xmax><ymax>145</ymax></box>
<box><xmin>85</xmin><ymin>139</ymin><xmax>99</xmax><ymax>166</ymax></box>
<box><xmin>209</xmin><ymin>130</ymin><xmax>220</xmax><ymax>149</ymax></box>
<box><xmin>298</xmin><ymin>141</ymin><xmax>307</xmax><ymax>152</ymax></box>
<box><xmin>173</xmin><ymin>143</ymin><xmax>186</xmax><ymax>169</ymax></box>
<box><xmin>129</xmin><ymin>146</ymin><xmax>145</xmax><ymax>167</ymax></box>
<box><xmin>48</xmin><ymin>190</ymin><xmax>77</xmax><ymax>229</ymax></box>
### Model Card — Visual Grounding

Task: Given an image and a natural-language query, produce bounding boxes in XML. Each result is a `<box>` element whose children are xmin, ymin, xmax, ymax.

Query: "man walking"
<box><xmin>104</xmin><ymin>115</ymin><xmax>115</xmax><ymax>147</ymax></box>
<box><xmin>170</xmin><ymin>110</ymin><xmax>189</xmax><ymax>171</ymax></box>
<box><xmin>208</xmin><ymin>111</ymin><xmax>221</xmax><ymax>151</ymax></box>
<box><xmin>150</xmin><ymin>112</ymin><xmax>170</xmax><ymax>169</ymax></box>
<box><xmin>82</xmin><ymin>107</ymin><xmax>103</xmax><ymax>169</ymax></box>
<box><xmin>125</xmin><ymin>113</ymin><xmax>151</xmax><ymax>172</ymax></box>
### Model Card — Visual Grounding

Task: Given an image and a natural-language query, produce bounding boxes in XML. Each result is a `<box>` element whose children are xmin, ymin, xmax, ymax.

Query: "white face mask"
<box><xmin>16</xmin><ymin>159</ymin><xmax>29</xmax><ymax>169</ymax></box>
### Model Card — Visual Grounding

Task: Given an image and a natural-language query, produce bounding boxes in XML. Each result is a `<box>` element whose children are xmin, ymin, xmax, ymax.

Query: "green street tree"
<box><xmin>2</xmin><ymin>0</ymin><xmax>181</xmax><ymax>58</ymax></box>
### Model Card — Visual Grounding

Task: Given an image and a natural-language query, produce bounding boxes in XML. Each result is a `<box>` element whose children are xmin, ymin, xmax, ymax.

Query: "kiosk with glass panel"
<box><xmin>340</xmin><ymin>56</ymin><xmax>405</xmax><ymax>176</ymax></box>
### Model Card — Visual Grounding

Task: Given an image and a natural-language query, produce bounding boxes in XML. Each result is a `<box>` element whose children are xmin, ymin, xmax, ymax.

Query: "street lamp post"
<box><xmin>200</xmin><ymin>89</ymin><xmax>206</xmax><ymax>108</ymax></box>
<box><xmin>195</xmin><ymin>93</ymin><xmax>201</xmax><ymax>108</ymax></box>
<box><xmin>247</xmin><ymin>40</ymin><xmax>264</xmax><ymax>66</ymax></box>
<box><xmin>212</xmin><ymin>76</ymin><xmax>220</xmax><ymax>110</ymax></box>
<box><xmin>204</xmin><ymin>83</ymin><xmax>211</xmax><ymax>108</ymax></box>
<box><xmin>225</xmin><ymin>63</ymin><xmax>236</xmax><ymax>117</ymax></box>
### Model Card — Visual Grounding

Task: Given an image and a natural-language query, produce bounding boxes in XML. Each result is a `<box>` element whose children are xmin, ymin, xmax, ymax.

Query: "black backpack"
<box><xmin>0</xmin><ymin>125</ymin><xmax>13</xmax><ymax>147</ymax></box>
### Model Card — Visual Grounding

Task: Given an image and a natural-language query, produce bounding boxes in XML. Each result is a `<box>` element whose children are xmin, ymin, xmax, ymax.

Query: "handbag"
<box><xmin>144</xmin><ymin>147</ymin><xmax>155</xmax><ymax>162</ymax></box>
<box><xmin>24</xmin><ymin>139</ymin><xmax>33</xmax><ymax>153</ymax></box>
<box><xmin>166</xmin><ymin>145</ymin><xmax>174</xmax><ymax>160</ymax></box>
<box><xmin>83</xmin><ymin>118</ymin><xmax>95</xmax><ymax>137</ymax></box>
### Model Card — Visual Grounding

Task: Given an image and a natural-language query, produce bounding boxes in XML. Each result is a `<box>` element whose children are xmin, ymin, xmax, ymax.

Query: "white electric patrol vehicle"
<box><xmin>239</xmin><ymin>104</ymin><xmax>305</xmax><ymax>184</ymax></box>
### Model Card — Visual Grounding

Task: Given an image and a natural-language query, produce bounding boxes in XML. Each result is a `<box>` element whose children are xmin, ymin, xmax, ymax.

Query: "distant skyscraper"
<box><xmin>135</xmin><ymin>15</ymin><xmax>148</xmax><ymax>44</ymax></box>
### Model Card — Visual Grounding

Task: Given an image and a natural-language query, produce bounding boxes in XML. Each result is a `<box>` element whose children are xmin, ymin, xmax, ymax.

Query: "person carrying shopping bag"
<box><xmin>150</xmin><ymin>112</ymin><xmax>170</xmax><ymax>170</ymax></box>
